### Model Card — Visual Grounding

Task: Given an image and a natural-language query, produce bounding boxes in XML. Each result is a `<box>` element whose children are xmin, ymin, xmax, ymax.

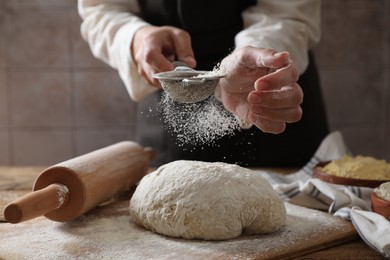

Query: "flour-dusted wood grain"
<box><xmin>0</xmin><ymin>200</ymin><xmax>358</xmax><ymax>259</ymax></box>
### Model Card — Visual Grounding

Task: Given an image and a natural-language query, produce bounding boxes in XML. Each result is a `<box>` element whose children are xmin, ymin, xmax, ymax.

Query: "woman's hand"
<box><xmin>131</xmin><ymin>25</ymin><xmax>196</xmax><ymax>87</ymax></box>
<box><xmin>218</xmin><ymin>46</ymin><xmax>303</xmax><ymax>134</ymax></box>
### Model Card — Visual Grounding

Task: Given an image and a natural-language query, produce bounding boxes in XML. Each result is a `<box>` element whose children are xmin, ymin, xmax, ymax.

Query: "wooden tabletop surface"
<box><xmin>0</xmin><ymin>166</ymin><xmax>384</xmax><ymax>259</ymax></box>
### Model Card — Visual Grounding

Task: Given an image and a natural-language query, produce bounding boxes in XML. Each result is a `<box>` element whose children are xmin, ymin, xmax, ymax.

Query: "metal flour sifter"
<box><xmin>153</xmin><ymin>63</ymin><xmax>225</xmax><ymax>103</ymax></box>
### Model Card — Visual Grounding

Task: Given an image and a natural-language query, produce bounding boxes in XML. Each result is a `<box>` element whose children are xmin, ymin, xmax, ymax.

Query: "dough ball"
<box><xmin>129</xmin><ymin>160</ymin><xmax>286</xmax><ymax>240</ymax></box>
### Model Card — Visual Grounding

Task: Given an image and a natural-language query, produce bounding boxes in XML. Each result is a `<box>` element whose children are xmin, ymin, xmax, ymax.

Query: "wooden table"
<box><xmin>0</xmin><ymin>166</ymin><xmax>384</xmax><ymax>259</ymax></box>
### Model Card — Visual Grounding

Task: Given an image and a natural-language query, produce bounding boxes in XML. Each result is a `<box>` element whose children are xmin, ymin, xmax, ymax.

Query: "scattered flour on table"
<box><xmin>0</xmin><ymin>203</ymin><xmax>353</xmax><ymax>260</ymax></box>
<box><xmin>160</xmin><ymin>93</ymin><xmax>240</xmax><ymax>146</ymax></box>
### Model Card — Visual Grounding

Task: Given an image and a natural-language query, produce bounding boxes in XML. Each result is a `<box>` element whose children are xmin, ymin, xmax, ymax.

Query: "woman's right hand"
<box><xmin>131</xmin><ymin>25</ymin><xmax>196</xmax><ymax>87</ymax></box>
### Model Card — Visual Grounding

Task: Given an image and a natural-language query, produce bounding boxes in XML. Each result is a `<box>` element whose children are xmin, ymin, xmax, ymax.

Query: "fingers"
<box><xmin>169</xmin><ymin>29</ymin><xmax>196</xmax><ymax>68</ymax></box>
<box><xmin>132</xmin><ymin>26</ymin><xmax>196</xmax><ymax>87</ymax></box>
<box><xmin>249</xmin><ymin>117</ymin><xmax>286</xmax><ymax>134</ymax></box>
<box><xmin>141</xmin><ymin>51</ymin><xmax>175</xmax><ymax>86</ymax></box>
<box><xmin>249</xmin><ymin>105</ymin><xmax>303</xmax><ymax>123</ymax></box>
<box><xmin>255</xmin><ymin>62</ymin><xmax>299</xmax><ymax>91</ymax></box>
<box><xmin>235</xmin><ymin>47</ymin><xmax>291</xmax><ymax>69</ymax></box>
<box><xmin>247</xmin><ymin>83</ymin><xmax>303</xmax><ymax>133</ymax></box>
<box><xmin>143</xmin><ymin>50</ymin><xmax>173</xmax><ymax>72</ymax></box>
<box><xmin>248</xmin><ymin>84</ymin><xmax>304</xmax><ymax>108</ymax></box>
<box><xmin>248</xmin><ymin>87</ymin><xmax>302</xmax><ymax>134</ymax></box>
<box><xmin>255</xmin><ymin>50</ymin><xmax>291</xmax><ymax>69</ymax></box>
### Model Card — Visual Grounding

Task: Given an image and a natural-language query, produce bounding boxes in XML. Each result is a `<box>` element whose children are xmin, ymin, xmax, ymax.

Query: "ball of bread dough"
<box><xmin>129</xmin><ymin>160</ymin><xmax>286</xmax><ymax>240</ymax></box>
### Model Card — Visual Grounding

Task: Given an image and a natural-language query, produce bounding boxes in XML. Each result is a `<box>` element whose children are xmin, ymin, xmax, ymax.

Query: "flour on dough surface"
<box><xmin>129</xmin><ymin>160</ymin><xmax>286</xmax><ymax>240</ymax></box>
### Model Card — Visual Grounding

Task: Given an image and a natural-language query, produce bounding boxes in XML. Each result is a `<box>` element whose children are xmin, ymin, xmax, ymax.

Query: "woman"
<box><xmin>78</xmin><ymin>0</ymin><xmax>329</xmax><ymax>167</ymax></box>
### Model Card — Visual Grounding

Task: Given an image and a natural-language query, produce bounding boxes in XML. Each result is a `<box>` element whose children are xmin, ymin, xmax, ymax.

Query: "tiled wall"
<box><xmin>0</xmin><ymin>0</ymin><xmax>137</xmax><ymax>165</ymax></box>
<box><xmin>0</xmin><ymin>0</ymin><xmax>389</xmax><ymax>166</ymax></box>
<box><xmin>314</xmin><ymin>0</ymin><xmax>390</xmax><ymax>160</ymax></box>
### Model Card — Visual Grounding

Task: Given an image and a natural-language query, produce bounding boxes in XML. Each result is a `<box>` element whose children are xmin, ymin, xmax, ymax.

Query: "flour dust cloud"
<box><xmin>160</xmin><ymin>92</ymin><xmax>240</xmax><ymax>146</ymax></box>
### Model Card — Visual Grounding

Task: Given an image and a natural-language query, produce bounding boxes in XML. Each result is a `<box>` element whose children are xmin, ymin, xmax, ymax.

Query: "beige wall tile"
<box><xmin>318</xmin><ymin>0</ymin><xmax>386</xmax><ymax>68</ymax></box>
<box><xmin>385</xmin><ymin>127</ymin><xmax>390</xmax><ymax>162</ymax></box>
<box><xmin>8</xmin><ymin>71</ymin><xmax>71</xmax><ymax>127</ymax></box>
<box><xmin>12</xmin><ymin>130</ymin><xmax>72</xmax><ymax>165</ymax></box>
<box><xmin>0</xmin><ymin>131</ymin><xmax>10</xmax><ymax>165</ymax></box>
<box><xmin>6</xmin><ymin>0</ymin><xmax>75</xmax><ymax>9</ymax></box>
<box><xmin>5</xmin><ymin>9</ymin><xmax>69</xmax><ymax>67</ymax></box>
<box><xmin>0</xmin><ymin>5</ymin><xmax>4</xmax><ymax>68</ymax></box>
<box><xmin>0</xmin><ymin>71</ymin><xmax>7</xmax><ymax>127</ymax></box>
<box><xmin>70</xmin><ymin>11</ymin><xmax>109</xmax><ymax>68</ymax></box>
<box><xmin>387</xmin><ymin>69</ymin><xmax>390</xmax><ymax>124</ymax></box>
<box><xmin>74</xmin><ymin>71</ymin><xmax>137</xmax><ymax>127</ymax></box>
<box><xmin>321</xmin><ymin>68</ymin><xmax>384</xmax><ymax>124</ymax></box>
<box><xmin>336</xmin><ymin>126</ymin><xmax>386</xmax><ymax>160</ymax></box>
<box><xmin>387</xmin><ymin>6</ymin><xmax>390</xmax><ymax>75</ymax></box>
<box><xmin>75</xmin><ymin>128</ymin><xmax>136</xmax><ymax>156</ymax></box>
<box><xmin>0</xmin><ymin>6</ymin><xmax>4</xmax><ymax>127</ymax></box>
<box><xmin>322</xmin><ymin>0</ymin><xmax>384</xmax><ymax>8</ymax></box>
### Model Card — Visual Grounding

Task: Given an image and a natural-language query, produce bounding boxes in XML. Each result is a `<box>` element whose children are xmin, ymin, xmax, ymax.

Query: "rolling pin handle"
<box><xmin>4</xmin><ymin>183</ymin><xmax>70</xmax><ymax>224</ymax></box>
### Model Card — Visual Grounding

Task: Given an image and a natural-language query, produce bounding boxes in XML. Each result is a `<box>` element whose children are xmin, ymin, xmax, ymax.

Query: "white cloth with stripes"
<box><xmin>256</xmin><ymin>131</ymin><xmax>390</xmax><ymax>258</ymax></box>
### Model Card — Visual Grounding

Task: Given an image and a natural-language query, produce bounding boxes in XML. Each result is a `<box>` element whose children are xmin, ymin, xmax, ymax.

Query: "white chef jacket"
<box><xmin>78</xmin><ymin>0</ymin><xmax>321</xmax><ymax>102</ymax></box>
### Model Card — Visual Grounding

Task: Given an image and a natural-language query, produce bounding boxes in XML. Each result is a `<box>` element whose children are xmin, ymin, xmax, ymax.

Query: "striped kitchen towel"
<box><xmin>256</xmin><ymin>131</ymin><xmax>390</xmax><ymax>258</ymax></box>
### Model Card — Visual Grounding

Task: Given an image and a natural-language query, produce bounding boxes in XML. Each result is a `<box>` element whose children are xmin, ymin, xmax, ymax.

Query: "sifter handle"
<box><xmin>4</xmin><ymin>183</ymin><xmax>70</xmax><ymax>224</ymax></box>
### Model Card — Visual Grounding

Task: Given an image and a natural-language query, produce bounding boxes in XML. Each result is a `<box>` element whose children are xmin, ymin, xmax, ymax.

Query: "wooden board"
<box><xmin>0</xmin><ymin>199</ymin><xmax>358</xmax><ymax>259</ymax></box>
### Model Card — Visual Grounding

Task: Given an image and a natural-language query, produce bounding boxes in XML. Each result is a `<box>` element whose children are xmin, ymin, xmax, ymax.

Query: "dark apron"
<box><xmin>135</xmin><ymin>0</ymin><xmax>329</xmax><ymax>167</ymax></box>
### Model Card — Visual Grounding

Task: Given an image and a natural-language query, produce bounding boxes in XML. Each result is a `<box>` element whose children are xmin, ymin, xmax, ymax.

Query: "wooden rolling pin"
<box><xmin>4</xmin><ymin>141</ymin><xmax>155</xmax><ymax>224</ymax></box>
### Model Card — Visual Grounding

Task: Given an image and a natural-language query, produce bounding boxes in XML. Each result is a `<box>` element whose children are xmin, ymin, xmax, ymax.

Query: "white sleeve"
<box><xmin>237</xmin><ymin>0</ymin><xmax>321</xmax><ymax>74</ymax></box>
<box><xmin>78</xmin><ymin>0</ymin><xmax>156</xmax><ymax>102</ymax></box>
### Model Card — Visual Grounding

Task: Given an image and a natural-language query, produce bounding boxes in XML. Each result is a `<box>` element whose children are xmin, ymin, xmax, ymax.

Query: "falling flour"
<box><xmin>156</xmin><ymin>62</ymin><xmax>242</xmax><ymax>146</ymax></box>
<box><xmin>160</xmin><ymin>92</ymin><xmax>240</xmax><ymax>146</ymax></box>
